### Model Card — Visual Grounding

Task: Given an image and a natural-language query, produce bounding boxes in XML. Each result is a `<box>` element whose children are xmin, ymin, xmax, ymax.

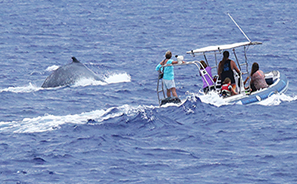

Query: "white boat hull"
<box><xmin>224</xmin><ymin>71</ymin><xmax>288</xmax><ymax>105</ymax></box>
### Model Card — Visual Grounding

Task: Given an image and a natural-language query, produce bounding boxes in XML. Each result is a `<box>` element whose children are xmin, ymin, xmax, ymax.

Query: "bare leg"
<box><xmin>171</xmin><ymin>87</ymin><xmax>178</xmax><ymax>97</ymax></box>
<box><xmin>167</xmin><ymin>89</ymin><xmax>171</xmax><ymax>97</ymax></box>
<box><xmin>231</xmin><ymin>84</ymin><xmax>237</xmax><ymax>95</ymax></box>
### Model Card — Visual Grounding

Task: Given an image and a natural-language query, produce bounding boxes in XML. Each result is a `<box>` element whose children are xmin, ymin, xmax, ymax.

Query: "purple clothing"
<box><xmin>200</xmin><ymin>66</ymin><xmax>214</xmax><ymax>88</ymax></box>
<box><xmin>251</xmin><ymin>70</ymin><xmax>268</xmax><ymax>90</ymax></box>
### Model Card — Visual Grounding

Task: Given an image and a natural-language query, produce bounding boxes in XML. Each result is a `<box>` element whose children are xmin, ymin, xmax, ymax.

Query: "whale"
<box><xmin>41</xmin><ymin>57</ymin><xmax>104</xmax><ymax>88</ymax></box>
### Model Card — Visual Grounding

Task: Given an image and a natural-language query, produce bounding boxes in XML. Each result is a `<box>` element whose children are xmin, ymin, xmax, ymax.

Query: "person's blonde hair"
<box><xmin>165</xmin><ymin>51</ymin><xmax>172</xmax><ymax>59</ymax></box>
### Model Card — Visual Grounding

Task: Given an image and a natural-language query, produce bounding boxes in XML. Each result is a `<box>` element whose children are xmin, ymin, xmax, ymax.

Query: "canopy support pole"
<box><xmin>228</xmin><ymin>13</ymin><xmax>251</xmax><ymax>43</ymax></box>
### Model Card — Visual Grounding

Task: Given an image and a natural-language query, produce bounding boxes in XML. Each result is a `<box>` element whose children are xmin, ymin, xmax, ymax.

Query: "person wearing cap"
<box><xmin>155</xmin><ymin>51</ymin><xmax>184</xmax><ymax>98</ymax></box>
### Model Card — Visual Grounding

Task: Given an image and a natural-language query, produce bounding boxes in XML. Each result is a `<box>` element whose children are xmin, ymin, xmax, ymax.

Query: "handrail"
<box><xmin>159</xmin><ymin>60</ymin><xmax>202</xmax><ymax>68</ymax></box>
<box><xmin>158</xmin><ymin>61</ymin><xmax>215</xmax><ymax>95</ymax></box>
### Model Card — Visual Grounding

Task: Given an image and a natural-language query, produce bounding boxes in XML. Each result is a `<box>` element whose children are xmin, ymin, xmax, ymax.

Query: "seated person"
<box><xmin>221</xmin><ymin>77</ymin><xmax>238</xmax><ymax>98</ymax></box>
<box><xmin>199</xmin><ymin>60</ymin><xmax>214</xmax><ymax>94</ymax></box>
<box><xmin>246</xmin><ymin>62</ymin><xmax>268</xmax><ymax>92</ymax></box>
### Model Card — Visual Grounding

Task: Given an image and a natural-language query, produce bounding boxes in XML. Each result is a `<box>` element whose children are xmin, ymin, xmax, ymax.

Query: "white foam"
<box><xmin>0</xmin><ymin>83</ymin><xmax>42</xmax><ymax>93</ymax></box>
<box><xmin>193</xmin><ymin>90</ymin><xmax>297</xmax><ymax>107</ymax></box>
<box><xmin>0</xmin><ymin>72</ymin><xmax>132</xmax><ymax>93</ymax></box>
<box><xmin>1</xmin><ymin>91</ymin><xmax>296</xmax><ymax>133</ymax></box>
<box><xmin>73</xmin><ymin>72</ymin><xmax>131</xmax><ymax>87</ymax></box>
<box><xmin>0</xmin><ymin>104</ymin><xmax>156</xmax><ymax>133</ymax></box>
<box><xmin>45</xmin><ymin>65</ymin><xmax>60</xmax><ymax>72</ymax></box>
<box><xmin>73</xmin><ymin>78</ymin><xmax>107</xmax><ymax>87</ymax></box>
<box><xmin>187</xmin><ymin>90</ymin><xmax>230</xmax><ymax>107</ymax></box>
<box><xmin>257</xmin><ymin>93</ymin><xmax>297</xmax><ymax>106</ymax></box>
<box><xmin>104</xmin><ymin>73</ymin><xmax>131</xmax><ymax>84</ymax></box>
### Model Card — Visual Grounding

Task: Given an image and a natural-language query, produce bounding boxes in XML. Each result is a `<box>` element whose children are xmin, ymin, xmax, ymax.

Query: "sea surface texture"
<box><xmin>1</xmin><ymin>0</ymin><xmax>297</xmax><ymax>183</ymax></box>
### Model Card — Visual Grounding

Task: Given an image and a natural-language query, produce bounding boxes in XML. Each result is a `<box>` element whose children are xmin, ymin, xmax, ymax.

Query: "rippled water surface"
<box><xmin>1</xmin><ymin>0</ymin><xmax>297</xmax><ymax>183</ymax></box>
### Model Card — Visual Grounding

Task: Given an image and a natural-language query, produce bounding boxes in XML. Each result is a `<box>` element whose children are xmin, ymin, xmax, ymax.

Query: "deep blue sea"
<box><xmin>1</xmin><ymin>0</ymin><xmax>297</xmax><ymax>183</ymax></box>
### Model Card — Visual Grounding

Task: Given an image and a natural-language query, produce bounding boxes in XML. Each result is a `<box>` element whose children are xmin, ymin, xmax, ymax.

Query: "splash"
<box><xmin>187</xmin><ymin>91</ymin><xmax>231</xmax><ymax>107</ymax></box>
<box><xmin>73</xmin><ymin>78</ymin><xmax>106</xmax><ymax>87</ymax></box>
<box><xmin>44</xmin><ymin>65</ymin><xmax>131</xmax><ymax>88</ymax></box>
<box><xmin>257</xmin><ymin>93</ymin><xmax>297</xmax><ymax>106</ymax></box>
<box><xmin>73</xmin><ymin>72</ymin><xmax>131</xmax><ymax>87</ymax></box>
<box><xmin>0</xmin><ymin>83</ymin><xmax>42</xmax><ymax>93</ymax></box>
<box><xmin>192</xmin><ymin>90</ymin><xmax>297</xmax><ymax>107</ymax></box>
<box><xmin>0</xmin><ymin>104</ymin><xmax>156</xmax><ymax>133</ymax></box>
<box><xmin>45</xmin><ymin>65</ymin><xmax>60</xmax><ymax>72</ymax></box>
<box><xmin>0</xmin><ymin>72</ymin><xmax>131</xmax><ymax>93</ymax></box>
<box><xmin>104</xmin><ymin>73</ymin><xmax>131</xmax><ymax>84</ymax></box>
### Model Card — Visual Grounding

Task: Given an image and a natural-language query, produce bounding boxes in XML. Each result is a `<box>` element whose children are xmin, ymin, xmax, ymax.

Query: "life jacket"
<box><xmin>221</xmin><ymin>83</ymin><xmax>232</xmax><ymax>97</ymax></box>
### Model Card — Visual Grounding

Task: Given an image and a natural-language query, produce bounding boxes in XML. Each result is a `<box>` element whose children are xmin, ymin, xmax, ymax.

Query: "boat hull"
<box><xmin>225</xmin><ymin>71</ymin><xmax>288</xmax><ymax>105</ymax></box>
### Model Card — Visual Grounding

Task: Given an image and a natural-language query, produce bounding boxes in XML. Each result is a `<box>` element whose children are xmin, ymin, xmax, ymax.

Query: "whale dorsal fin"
<box><xmin>72</xmin><ymin>57</ymin><xmax>80</xmax><ymax>63</ymax></box>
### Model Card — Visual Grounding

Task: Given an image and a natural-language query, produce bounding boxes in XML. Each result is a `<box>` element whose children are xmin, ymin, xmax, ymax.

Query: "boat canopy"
<box><xmin>187</xmin><ymin>41</ymin><xmax>262</xmax><ymax>54</ymax></box>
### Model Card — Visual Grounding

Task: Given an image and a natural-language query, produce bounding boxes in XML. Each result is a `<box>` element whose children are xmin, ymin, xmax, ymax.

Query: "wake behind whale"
<box><xmin>42</xmin><ymin>57</ymin><xmax>105</xmax><ymax>88</ymax></box>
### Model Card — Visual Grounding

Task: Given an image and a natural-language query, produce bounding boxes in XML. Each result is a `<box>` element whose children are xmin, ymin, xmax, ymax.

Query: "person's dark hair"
<box><xmin>251</xmin><ymin>62</ymin><xmax>259</xmax><ymax>76</ymax></box>
<box><xmin>218</xmin><ymin>51</ymin><xmax>230</xmax><ymax>75</ymax></box>
<box><xmin>223</xmin><ymin>51</ymin><xmax>229</xmax><ymax>58</ymax></box>
<box><xmin>200</xmin><ymin>60</ymin><xmax>208</xmax><ymax>69</ymax></box>
<box><xmin>223</xmin><ymin>77</ymin><xmax>231</xmax><ymax>84</ymax></box>
<box><xmin>165</xmin><ymin>51</ymin><xmax>172</xmax><ymax>59</ymax></box>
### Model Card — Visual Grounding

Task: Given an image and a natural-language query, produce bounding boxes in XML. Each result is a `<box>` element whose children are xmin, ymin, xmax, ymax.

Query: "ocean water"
<box><xmin>1</xmin><ymin>0</ymin><xmax>297</xmax><ymax>183</ymax></box>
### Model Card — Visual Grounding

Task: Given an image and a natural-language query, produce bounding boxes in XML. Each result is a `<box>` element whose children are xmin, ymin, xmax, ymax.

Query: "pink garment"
<box><xmin>251</xmin><ymin>70</ymin><xmax>268</xmax><ymax>90</ymax></box>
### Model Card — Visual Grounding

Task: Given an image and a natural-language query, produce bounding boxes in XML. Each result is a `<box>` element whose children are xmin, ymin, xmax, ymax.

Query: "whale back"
<box><xmin>42</xmin><ymin>57</ymin><xmax>103</xmax><ymax>88</ymax></box>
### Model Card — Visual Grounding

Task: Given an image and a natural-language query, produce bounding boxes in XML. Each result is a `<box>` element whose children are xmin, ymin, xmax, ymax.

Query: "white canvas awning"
<box><xmin>187</xmin><ymin>41</ymin><xmax>262</xmax><ymax>54</ymax></box>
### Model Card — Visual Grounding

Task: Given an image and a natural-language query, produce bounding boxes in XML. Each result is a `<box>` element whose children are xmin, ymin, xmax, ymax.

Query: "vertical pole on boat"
<box><xmin>228</xmin><ymin>13</ymin><xmax>251</xmax><ymax>43</ymax></box>
<box><xmin>157</xmin><ymin>67</ymin><xmax>166</xmax><ymax>105</ymax></box>
<box><xmin>233</xmin><ymin>49</ymin><xmax>241</xmax><ymax>70</ymax></box>
<box><xmin>203</xmin><ymin>53</ymin><xmax>209</xmax><ymax>66</ymax></box>
<box><xmin>233</xmin><ymin>49</ymin><xmax>240</xmax><ymax>93</ymax></box>
<box><xmin>214</xmin><ymin>52</ymin><xmax>218</xmax><ymax>68</ymax></box>
<box><xmin>244</xmin><ymin>46</ymin><xmax>249</xmax><ymax>75</ymax></box>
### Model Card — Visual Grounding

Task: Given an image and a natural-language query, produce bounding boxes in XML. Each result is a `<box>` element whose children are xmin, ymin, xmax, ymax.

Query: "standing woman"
<box><xmin>249</xmin><ymin>62</ymin><xmax>268</xmax><ymax>91</ymax></box>
<box><xmin>155</xmin><ymin>51</ymin><xmax>183</xmax><ymax>98</ymax></box>
<box><xmin>217</xmin><ymin>51</ymin><xmax>241</xmax><ymax>91</ymax></box>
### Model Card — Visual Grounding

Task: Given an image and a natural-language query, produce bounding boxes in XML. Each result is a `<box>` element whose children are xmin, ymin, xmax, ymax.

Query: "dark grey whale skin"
<box><xmin>42</xmin><ymin>57</ymin><xmax>104</xmax><ymax>88</ymax></box>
